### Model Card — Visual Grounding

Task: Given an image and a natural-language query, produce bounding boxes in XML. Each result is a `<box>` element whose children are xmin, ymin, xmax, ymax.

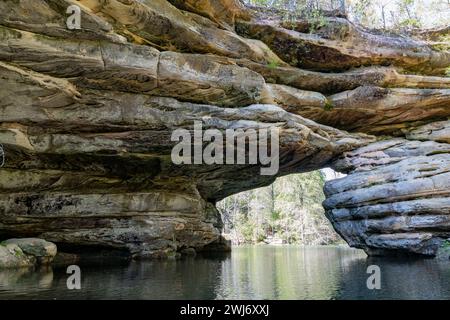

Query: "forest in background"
<box><xmin>217</xmin><ymin>171</ymin><xmax>343</xmax><ymax>245</ymax></box>
<box><xmin>242</xmin><ymin>0</ymin><xmax>449</xmax><ymax>30</ymax></box>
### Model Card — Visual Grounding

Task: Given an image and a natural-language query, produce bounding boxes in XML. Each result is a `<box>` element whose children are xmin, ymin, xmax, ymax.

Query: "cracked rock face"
<box><xmin>325</xmin><ymin>121</ymin><xmax>450</xmax><ymax>256</ymax></box>
<box><xmin>0</xmin><ymin>0</ymin><xmax>449</xmax><ymax>258</ymax></box>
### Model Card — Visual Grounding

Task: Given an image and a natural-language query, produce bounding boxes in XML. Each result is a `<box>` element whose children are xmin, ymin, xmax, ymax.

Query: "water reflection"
<box><xmin>0</xmin><ymin>266</ymin><xmax>54</xmax><ymax>298</ymax></box>
<box><xmin>1</xmin><ymin>246</ymin><xmax>450</xmax><ymax>300</ymax></box>
<box><xmin>216</xmin><ymin>246</ymin><xmax>363</xmax><ymax>299</ymax></box>
<box><xmin>339</xmin><ymin>256</ymin><xmax>450</xmax><ymax>300</ymax></box>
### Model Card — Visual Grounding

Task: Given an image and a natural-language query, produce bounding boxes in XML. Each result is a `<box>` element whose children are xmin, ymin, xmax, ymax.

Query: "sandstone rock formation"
<box><xmin>0</xmin><ymin>238</ymin><xmax>57</xmax><ymax>268</ymax></box>
<box><xmin>324</xmin><ymin>121</ymin><xmax>450</xmax><ymax>256</ymax></box>
<box><xmin>0</xmin><ymin>0</ymin><xmax>448</xmax><ymax>258</ymax></box>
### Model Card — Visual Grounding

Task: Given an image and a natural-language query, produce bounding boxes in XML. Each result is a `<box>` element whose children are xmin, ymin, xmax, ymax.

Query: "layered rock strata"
<box><xmin>0</xmin><ymin>0</ymin><xmax>448</xmax><ymax>258</ymax></box>
<box><xmin>324</xmin><ymin>121</ymin><xmax>450</xmax><ymax>256</ymax></box>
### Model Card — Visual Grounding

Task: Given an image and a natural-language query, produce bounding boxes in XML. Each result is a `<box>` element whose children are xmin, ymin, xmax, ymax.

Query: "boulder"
<box><xmin>0</xmin><ymin>238</ymin><xmax>57</xmax><ymax>268</ymax></box>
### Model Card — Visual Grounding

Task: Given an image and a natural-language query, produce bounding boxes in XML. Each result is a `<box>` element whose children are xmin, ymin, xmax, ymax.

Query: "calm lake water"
<box><xmin>1</xmin><ymin>245</ymin><xmax>450</xmax><ymax>300</ymax></box>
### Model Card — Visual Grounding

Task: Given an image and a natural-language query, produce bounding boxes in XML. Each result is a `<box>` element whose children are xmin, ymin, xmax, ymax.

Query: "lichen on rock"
<box><xmin>0</xmin><ymin>238</ymin><xmax>57</xmax><ymax>269</ymax></box>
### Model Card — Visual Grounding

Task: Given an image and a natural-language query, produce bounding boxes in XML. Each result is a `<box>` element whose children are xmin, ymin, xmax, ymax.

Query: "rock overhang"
<box><xmin>0</xmin><ymin>0</ymin><xmax>448</xmax><ymax>258</ymax></box>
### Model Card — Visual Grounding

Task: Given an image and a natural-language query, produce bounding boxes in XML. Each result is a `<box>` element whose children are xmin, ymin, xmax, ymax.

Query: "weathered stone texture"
<box><xmin>0</xmin><ymin>0</ymin><xmax>448</xmax><ymax>258</ymax></box>
<box><xmin>324</xmin><ymin>122</ymin><xmax>450</xmax><ymax>256</ymax></box>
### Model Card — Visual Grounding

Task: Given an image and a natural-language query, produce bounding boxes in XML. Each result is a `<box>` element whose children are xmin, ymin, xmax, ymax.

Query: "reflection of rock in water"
<box><xmin>37</xmin><ymin>266</ymin><xmax>54</xmax><ymax>289</ymax></box>
<box><xmin>0</xmin><ymin>256</ymin><xmax>228</xmax><ymax>299</ymax></box>
<box><xmin>0</xmin><ymin>267</ymin><xmax>33</xmax><ymax>288</ymax></box>
<box><xmin>338</xmin><ymin>256</ymin><xmax>450</xmax><ymax>299</ymax></box>
<box><xmin>0</xmin><ymin>266</ymin><xmax>54</xmax><ymax>295</ymax></box>
<box><xmin>2</xmin><ymin>246</ymin><xmax>450</xmax><ymax>299</ymax></box>
<box><xmin>119</xmin><ymin>258</ymin><xmax>225</xmax><ymax>299</ymax></box>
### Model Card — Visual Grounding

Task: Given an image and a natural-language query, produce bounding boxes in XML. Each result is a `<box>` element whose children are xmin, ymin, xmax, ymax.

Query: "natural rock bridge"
<box><xmin>0</xmin><ymin>0</ymin><xmax>449</xmax><ymax>258</ymax></box>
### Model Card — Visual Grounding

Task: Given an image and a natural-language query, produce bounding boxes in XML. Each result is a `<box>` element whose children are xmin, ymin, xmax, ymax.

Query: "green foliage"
<box><xmin>218</xmin><ymin>171</ymin><xmax>343</xmax><ymax>245</ymax></box>
<box><xmin>14</xmin><ymin>250</ymin><xmax>22</xmax><ymax>257</ymax></box>
<box><xmin>324</xmin><ymin>99</ymin><xmax>334</xmax><ymax>111</ymax></box>
<box><xmin>431</xmin><ymin>34</ymin><xmax>450</xmax><ymax>52</ymax></box>
<box><xmin>306</xmin><ymin>8</ymin><xmax>328</xmax><ymax>33</ymax></box>
<box><xmin>398</xmin><ymin>18</ymin><xmax>421</xmax><ymax>28</ymax></box>
<box><xmin>352</xmin><ymin>0</ymin><xmax>372</xmax><ymax>18</ymax></box>
<box><xmin>441</xmin><ymin>240</ymin><xmax>450</xmax><ymax>248</ymax></box>
<box><xmin>267</xmin><ymin>59</ymin><xmax>280</xmax><ymax>69</ymax></box>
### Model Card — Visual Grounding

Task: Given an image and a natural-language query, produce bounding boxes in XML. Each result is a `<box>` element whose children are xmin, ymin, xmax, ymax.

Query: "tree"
<box><xmin>217</xmin><ymin>171</ymin><xmax>343</xmax><ymax>245</ymax></box>
<box><xmin>240</xmin><ymin>0</ymin><xmax>449</xmax><ymax>30</ymax></box>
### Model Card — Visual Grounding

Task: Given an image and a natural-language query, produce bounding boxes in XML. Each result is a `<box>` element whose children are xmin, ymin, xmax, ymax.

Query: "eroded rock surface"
<box><xmin>0</xmin><ymin>238</ymin><xmax>57</xmax><ymax>268</ymax></box>
<box><xmin>0</xmin><ymin>0</ymin><xmax>448</xmax><ymax>258</ymax></box>
<box><xmin>324</xmin><ymin>121</ymin><xmax>450</xmax><ymax>256</ymax></box>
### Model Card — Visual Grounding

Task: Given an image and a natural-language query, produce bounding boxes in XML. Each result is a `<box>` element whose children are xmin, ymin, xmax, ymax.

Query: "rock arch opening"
<box><xmin>217</xmin><ymin>170</ymin><xmax>343</xmax><ymax>246</ymax></box>
<box><xmin>0</xmin><ymin>0</ymin><xmax>448</xmax><ymax>260</ymax></box>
